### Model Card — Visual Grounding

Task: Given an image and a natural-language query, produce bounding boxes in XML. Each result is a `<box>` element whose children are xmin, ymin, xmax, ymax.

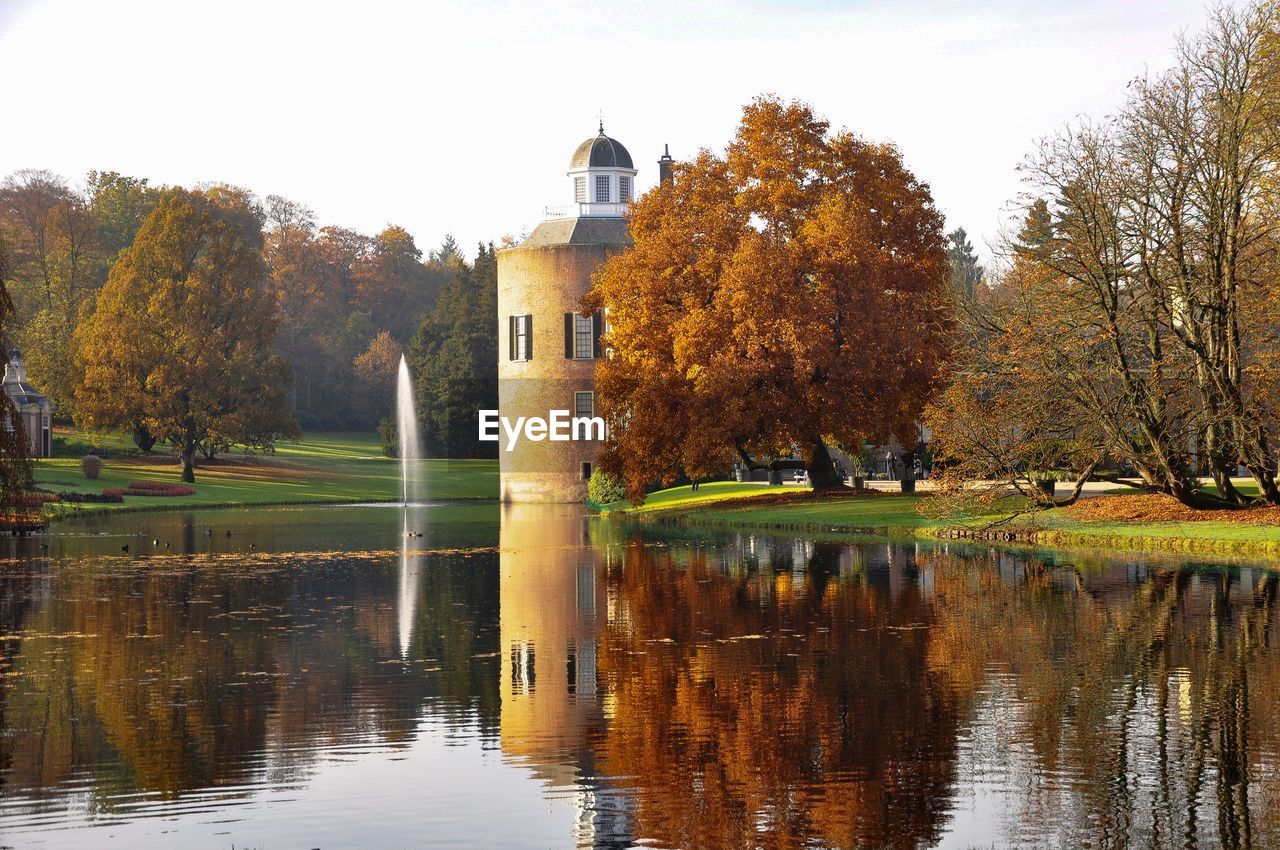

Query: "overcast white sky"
<box><xmin>0</xmin><ymin>0</ymin><xmax>1242</xmax><ymax>262</ymax></box>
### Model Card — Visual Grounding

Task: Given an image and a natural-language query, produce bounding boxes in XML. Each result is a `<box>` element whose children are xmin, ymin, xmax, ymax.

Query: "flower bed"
<box><xmin>124</xmin><ymin>481</ymin><xmax>196</xmax><ymax>497</ymax></box>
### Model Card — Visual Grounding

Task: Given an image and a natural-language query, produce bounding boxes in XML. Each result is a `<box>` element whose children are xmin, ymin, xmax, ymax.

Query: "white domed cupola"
<box><xmin>561</xmin><ymin>123</ymin><xmax>638</xmax><ymax>218</ymax></box>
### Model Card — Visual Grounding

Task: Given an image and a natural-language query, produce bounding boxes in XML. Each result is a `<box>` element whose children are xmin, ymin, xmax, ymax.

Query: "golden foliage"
<box><xmin>586</xmin><ymin>96</ymin><xmax>952</xmax><ymax>501</ymax></box>
<box><xmin>73</xmin><ymin>187</ymin><xmax>298</xmax><ymax>481</ymax></box>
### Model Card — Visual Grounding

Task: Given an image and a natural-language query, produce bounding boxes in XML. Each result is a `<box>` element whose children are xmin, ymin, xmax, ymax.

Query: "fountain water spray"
<box><xmin>396</xmin><ymin>354</ymin><xmax>422</xmax><ymax>505</ymax></box>
<box><xmin>396</xmin><ymin>354</ymin><xmax>424</xmax><ymax>659</ymax></box>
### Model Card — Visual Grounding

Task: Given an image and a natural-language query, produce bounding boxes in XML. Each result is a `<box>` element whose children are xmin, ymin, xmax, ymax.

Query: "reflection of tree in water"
<box><xmin>918</xmin><ymin>548</ymin><xmax>1280</xmax><ymax>849</ymax></box>
<box><xmin>596</xmin><ymin>538</ymin><xmax>959</xmax><ymax>850</ymax></box>
<box><xmin>0</xmin><ymin>550</ymin><xmax>51</xmax><ymax>795</ymax></box>
<box><xmin>8</xmin><ymin>525</ymin><xmax>1280</xmax><ymax>850</ymax></box>
<box><xmin>0</xmin><ymin>549</ymin><xmax>500</xmax><ymax>805</ymax></box>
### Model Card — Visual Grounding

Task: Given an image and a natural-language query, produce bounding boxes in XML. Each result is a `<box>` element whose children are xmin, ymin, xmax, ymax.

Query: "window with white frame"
<box><xmin>595</xmin><ymin>174</ymin><xmax>611</xmax><ymax>203</ymax></box>
<box><xmin>619</xmin><ymin>175</ymin><xmax>632</xmax><ymax>201</ymax></box>
<box><xmin>573</xmin><ymin>313</ymin><xmax>594</xmax><ymax>359</ymax></box>
<box><xmin>512</xmin><ymin>314</ymin><xmax>532</xmax><ymax>361</ymax></box>
<box><xmin>574</xmin><ymin>176</ymin><xmax>586</xmax><ymax>203</ymax></box>
<box><xmin>574</xmin><ymin>391</ymin><xmax>594</xmax><ymax>419</ymax></box>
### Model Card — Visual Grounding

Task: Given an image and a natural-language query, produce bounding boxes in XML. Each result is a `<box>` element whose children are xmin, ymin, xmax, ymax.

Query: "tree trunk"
<box><xmin>1204</xmin><ymin>424</ymin><xmax>1248</xmax><ymax>504</ymax></box>
<box><xmin>1040</xmin><ymin>462</ymin><xmax>1098</xmax><ymax>509</ymax></box>
<box><xmin>899</xmin><ymin>451</ymin><xmax>918</xmax><ymax>493</ymax></box>
<box><xmin>805</xmin><ymin>437</ymin><xmax>844</xmax><ymax>490</ymax></box>
<box><xmin>130</xmin><ymin>423</ymin><xmax>156</xmax><ymax>453</ymax></box>
<box><xmin>179</xmin><ymin>419</ymin><xmax>198</xmax><ymax>483</ymax></box>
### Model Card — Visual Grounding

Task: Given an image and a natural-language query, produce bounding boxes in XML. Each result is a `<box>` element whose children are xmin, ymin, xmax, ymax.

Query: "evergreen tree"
<box><xmin>944</xmin><ymin>227</ymin><xmax>984</xmax><ymax>301</ymax></box>
<box><xmin>430</xmin><ymin>233</ymin><xmax>465</xmax><ymax>268</ymax></box>
<box><xmin>1014</xmin><ymin>199</ymin><xmax>1053</xmax><ymax>257</ymax></box>
<box><xmin>408</xmin><ymin>243</ymin><xmax>498</xmax><ymax>458</ymax></box>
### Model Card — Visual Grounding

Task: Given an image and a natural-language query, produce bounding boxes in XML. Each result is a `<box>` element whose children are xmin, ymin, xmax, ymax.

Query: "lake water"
<box><xmin>1</xmin><ymin>503</ymin><xmax>1277</xmax><ymax>849</ymax></box>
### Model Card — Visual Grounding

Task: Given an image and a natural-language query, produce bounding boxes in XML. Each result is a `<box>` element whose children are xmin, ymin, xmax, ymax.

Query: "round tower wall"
<box><xmin>497</xmin><ymin>241</ymin><xmax>621</xmax><ymax>503</ymax></box>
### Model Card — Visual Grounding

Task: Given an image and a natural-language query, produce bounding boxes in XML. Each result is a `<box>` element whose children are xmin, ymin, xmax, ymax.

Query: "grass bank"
<box><xmin>606</xmin><ymin>484</ymin><xmax>934</xmax><ymax>535</ymax></box>
<box><xmin>38</xmin><ymin>430</ymin><xmax>498</xmax><ymax>517</ymax></box>
<box><xmin>611</xmin><ymin>482</ymin><xmax>1280</xmax><ymax>559</ymax></box>
<box><xmin>1034</xmin><ymin>495</ymin><xmax>1280</xmax><ymax>557</ymax></box>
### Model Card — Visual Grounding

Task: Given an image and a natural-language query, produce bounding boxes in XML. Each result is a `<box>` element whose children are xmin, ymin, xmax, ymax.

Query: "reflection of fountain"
<box><xmin>396</xmin><ymin>354</ymin><xmax>422</xmax><ymax>506</ymax></box>
<box><xmin>398</xmin><ymin>505</ymin><xmax>422</xmax><ymax>659</ymax></box>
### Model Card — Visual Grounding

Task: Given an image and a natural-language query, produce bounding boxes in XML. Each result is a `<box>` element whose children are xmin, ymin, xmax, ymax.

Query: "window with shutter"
<box><xmin>512</xmin><ymin>315</ymin><xmax>532</xmax><ymax>361</ymax></box>
<box><xmin>573</xmin><ymin>314</ymin><xmax>594</xmax><ymax>359</ymax></box>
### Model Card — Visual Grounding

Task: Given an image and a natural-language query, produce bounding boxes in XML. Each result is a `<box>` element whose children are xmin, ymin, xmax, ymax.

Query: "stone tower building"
<box><xmin>496</xmin><ymin>126</ymin><xmax>639</xmax><ymax>503</ymax></box>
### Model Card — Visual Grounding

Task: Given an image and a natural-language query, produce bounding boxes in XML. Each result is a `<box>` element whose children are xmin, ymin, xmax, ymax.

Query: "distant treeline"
<box><xmin>0</xmin><ymin>169</ymin><xmax>498</xmax><ymax>460</ymax></box>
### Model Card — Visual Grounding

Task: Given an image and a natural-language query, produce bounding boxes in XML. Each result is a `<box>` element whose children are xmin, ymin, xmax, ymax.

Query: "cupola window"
<box><xmin>619</xmin><ymin>176</ymin><xmax>632</xmax><ymax>201</ymax></box>
<box><xmin>574</xmin><ymin>177</ymin><xmax>586</xmax><ymax>203</ymax></box>
<box><xmin>595</xmin><ymin>175</ymin><xmax>611</xmax><ymax>203</ymax></box>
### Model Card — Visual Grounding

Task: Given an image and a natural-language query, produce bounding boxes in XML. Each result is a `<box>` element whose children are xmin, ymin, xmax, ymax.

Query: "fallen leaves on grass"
<box><xmin>1063</xmin><ymin>493</ymin><xmax>1280</xmax><ymax>525</ymax></box>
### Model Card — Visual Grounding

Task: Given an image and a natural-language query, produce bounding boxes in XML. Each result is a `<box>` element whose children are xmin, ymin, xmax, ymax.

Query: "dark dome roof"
<box><xmin>570</xmin><ymin>128</ymin><xmax>633</xmax><ymax>169</ymax></box>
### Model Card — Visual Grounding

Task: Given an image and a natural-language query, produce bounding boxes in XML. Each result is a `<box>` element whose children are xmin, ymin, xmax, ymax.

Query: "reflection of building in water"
<box><xmin>499</xmin><ymin>504</ymin><xmax>633</xmax><ymax>848</ymax></box>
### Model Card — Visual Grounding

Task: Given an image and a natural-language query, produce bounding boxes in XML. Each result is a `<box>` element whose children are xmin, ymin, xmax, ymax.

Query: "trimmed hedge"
<box><xmin>54</xmin><ymin>490</ymin><xmax>124</xmax><ymax>504</ymax></box>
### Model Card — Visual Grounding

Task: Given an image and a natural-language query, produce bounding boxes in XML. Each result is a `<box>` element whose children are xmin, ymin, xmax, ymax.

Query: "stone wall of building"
<box><xmin>497</xmin><ymin>239</ymin><xmax>624</xmax><ymax>503</ymax></box>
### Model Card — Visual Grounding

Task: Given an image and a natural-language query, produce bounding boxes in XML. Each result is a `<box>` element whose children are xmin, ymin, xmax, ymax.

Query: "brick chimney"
<box><xmin>658</xmin><ymin>144</ymin><xmax>674</xmax><ymax>185</ymax></box>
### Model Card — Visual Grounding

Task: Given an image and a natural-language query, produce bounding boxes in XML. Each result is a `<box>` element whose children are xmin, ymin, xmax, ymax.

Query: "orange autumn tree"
<box><xmin>585</xmin><ymin>97</ymin><xmax>952</xmax><ymax>500</ymax></box>
<box><xmin>75</xmin><ymin>187</ymin><xmax>298</xmax><ymax>482</ymax></box>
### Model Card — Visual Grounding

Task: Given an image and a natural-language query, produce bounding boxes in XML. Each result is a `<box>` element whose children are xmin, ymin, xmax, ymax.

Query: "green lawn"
<box><xmin>606</xmin><ymin>482</ymin><xmax>932</xmax><ymax>531</ymax></box>
<box><xmin>603</xmin><ymin>481</ymin><xmax>801</xmax><ymax>512</ymax></box>
<box><xmin>38</xmin><ymin>430</ymin><xmax>498</xmax><ymax>514</ymax></box>
<box><xmin>1037</xmin><ymin>513</ymin><xmax>1280</xmax><ymax>554</ymax></box>
<box><xmin>618</xmin><ymin>481</ymin><xmax>1280</xmax><ymax>558</ymax></box>
<box><xmin>43</xmin><ymin>430</ymin><xmax>1280</xmax><ymax>557</ymax></box>
<box><xmin>681</xmin><ymin>493</ymin><xmax>933</xmax><ymax>530</ymax></box>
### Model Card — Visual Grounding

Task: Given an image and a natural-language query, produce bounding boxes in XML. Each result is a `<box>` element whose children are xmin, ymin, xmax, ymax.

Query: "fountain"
<box><xmin>396</xmin><ymin>354</ymin><xmax>422</xmax><ymax>505</ymax></box>
<box><xmin>396</xmin><ymin>354</ymin><xmax>424</xmax><ymax>658</ymax></box>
